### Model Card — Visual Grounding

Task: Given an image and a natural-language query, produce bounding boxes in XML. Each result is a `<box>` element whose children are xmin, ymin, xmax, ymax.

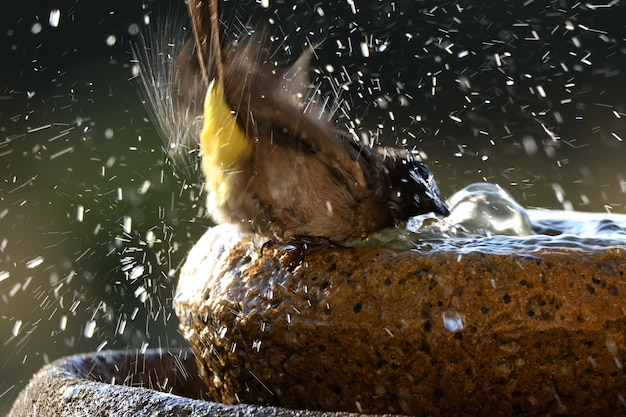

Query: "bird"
<box><xmin>140</xmin><ymin>0</ymin><xmax>449</xmax><ymax>245</ymax></box>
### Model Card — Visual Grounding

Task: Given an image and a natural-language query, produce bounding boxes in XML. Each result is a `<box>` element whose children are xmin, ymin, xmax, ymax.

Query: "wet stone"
<box><xmin>9</xmin><ymin>349</ymin><xmax>355</xmax><ymax>417</ymax></box>
<box><xmin>175</xmin><ymin>224</ymin><xmax>626</xmax><ymax>416</ymax></box>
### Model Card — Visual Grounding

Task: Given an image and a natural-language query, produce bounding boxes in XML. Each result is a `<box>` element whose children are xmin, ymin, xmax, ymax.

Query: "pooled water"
<box><xmin>358</xmin><ymin>182</ymin><xmax>626</xmax><ymax>252</ymax></box>
<box><xmin>445</xmin><ymin>183</ymin><xmax>626</xmax><ymax>250</ymax></box>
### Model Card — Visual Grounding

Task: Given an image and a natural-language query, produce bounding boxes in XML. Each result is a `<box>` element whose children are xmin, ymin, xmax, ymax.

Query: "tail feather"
<box><xmin>132</xmin><ymin>12</ymin><xmax>204</xmax><ymax>178</ymax></box>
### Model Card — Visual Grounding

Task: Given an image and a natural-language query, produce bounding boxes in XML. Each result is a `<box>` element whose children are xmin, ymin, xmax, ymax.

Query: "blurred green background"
<box><xmin>1</xmin><ymin>0</ymin><xmax>625</xmax><ymax>413</ymax></box>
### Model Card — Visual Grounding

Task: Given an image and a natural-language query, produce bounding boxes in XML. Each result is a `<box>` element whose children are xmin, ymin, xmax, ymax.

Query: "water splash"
<box><xmin>441</xmin><ymin>183</ymin><xmax>532</xmax><ymax>237</ymax></box>
<box><xmin>355</xmin><ymin>182</ymin><xmax>626</xmax><ymax>252</ymax></box>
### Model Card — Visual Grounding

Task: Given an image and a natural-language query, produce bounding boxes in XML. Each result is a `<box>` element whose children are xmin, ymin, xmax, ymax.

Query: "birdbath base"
<box><xmin>8</xmin><ymin>348</ymin><xmax>374</xmax><ymax>417</ymax></box>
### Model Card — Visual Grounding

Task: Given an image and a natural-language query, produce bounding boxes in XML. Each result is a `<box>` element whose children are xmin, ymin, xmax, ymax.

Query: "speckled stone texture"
<box><xmin>9</xmin><ymin>349</ymin><xmax>375</xmax><ymax>417</ymax></box>
<box><xmin>175</xmin><ymin>224</ymin><xmax>626</xmax><ymax>416</ymax></box>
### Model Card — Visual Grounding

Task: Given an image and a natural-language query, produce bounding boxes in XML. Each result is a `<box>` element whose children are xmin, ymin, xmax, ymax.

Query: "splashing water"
<box><xmin>356</xmin><ymin>182</ymin><xmax>626</xmax><ymax>252</ymax></box>
<box><xmin>2</xmin><ymin>0</ymin><xmax>626</xmax><ymax>414</ymax></box>
<box><xmin>442</xmin><ymin>183</ymin><xmax>532</xmax><ymax>237</ymax></box>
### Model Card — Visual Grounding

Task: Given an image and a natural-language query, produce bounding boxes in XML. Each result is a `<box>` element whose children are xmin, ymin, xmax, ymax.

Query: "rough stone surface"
<box><xmin>9</xmin><ymin>349</ymin><xmax>378</xmax><ymax>417</ymax></box>
<box><xmin>175</xmin><ymin>224</ymin><xmax>626</xmax><ymax>416</ymax></box>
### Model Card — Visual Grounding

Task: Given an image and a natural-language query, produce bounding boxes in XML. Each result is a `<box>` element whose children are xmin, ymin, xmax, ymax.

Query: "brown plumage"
<box><xmin>171</xmin><ymin>0</ymin><xmax>450</xmax><ymax>243</ymax></box>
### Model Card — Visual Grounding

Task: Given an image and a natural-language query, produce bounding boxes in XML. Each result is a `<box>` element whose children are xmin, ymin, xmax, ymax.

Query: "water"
<box><xmin>422</xmin><ymin>182</ymin><xmax>626</xmax><ymax>252</ymax></box>
<box><xmin>356</xmin><ymin>182</ymin><xmax>626</xmax><ymax>252</ymax></box>
<box><xmin>1</xmin><ymin>2</ymin><xmax>206</xmax><ymax>412</ymax></box>
<box><xmin>442</xmin><ymin>310</ymin><xmax>465</xmax><ymax>333</ymax></box>
<box><xmin>440</xmin><ymin>183</ymin><xmax>533</xmax><ymax>236</ymax></box>
<box><xmin>1</xmin><ymin>0</ymin><xmax>625</xmax><ymax>414</ymax></box>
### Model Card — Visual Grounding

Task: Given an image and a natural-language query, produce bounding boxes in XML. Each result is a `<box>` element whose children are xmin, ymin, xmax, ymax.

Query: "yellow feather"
<box><xmin>200</xmin><ymin>79</ymin><xmax>253</xmax><ymax>208</ymax></box>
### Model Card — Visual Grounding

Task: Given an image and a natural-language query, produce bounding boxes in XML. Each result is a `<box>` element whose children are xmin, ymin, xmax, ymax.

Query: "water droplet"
<box><xmin>134</xmin><ymin>286</ymin><xmax>146</xmax><ymax>301</ymax></box>
<box><xmin>12</xmin><ymin>320</ymin><xmax>22</xmax><ymax>336</ymax></box>
<box><xmin>218</xmin><ymin>326</ymin><xmax>227</xmax><ymax>339</ymax></box>
<box><xmin>117</xmin><ymin>319</ymin><xmax>126</xmax><ymax>335</ymax></box>
<box><xmin>442</xmin><ymin>310</ymin><xmax>465</xmax><ymax>332</ymax></box>
<box><xmin>139</xmin><ymin>180</ymin><xmax>151</xmax><ymax>194</ymax></box>
<box><xmin>31</xmin><ymin>22</ymin><xmax>43</xmax><ymax>35</ymax></box>
<box><xmin>449</xmin><ymin>114</ymin><xmax>462</xmax><ymax>123</ymax></box>
<box><xmin>360</xmin><ymin>41</ymin><xmax>370</xmax><ymax>58</ymax></box>
<box><xmin>49</xmin><ymin>9</ymin><xmax>60</xmax><ymax>28</ymax></box>
<box><xmin>145</xmin><ymin>230</ymin><xmax>156</xmax><ymax>247</ymax></box>
<box><xmin>84</xmin><ymin>320</ymin><xmax>96</xmax><ymax>338</ymax></box>
<box><xmin>26</xmin><ymin>256</ymin><xmax>44</xmax><ymax>269</ymax></box>
<box><xmin>127</xmin><ymin>23</ymin><xmax>139</xmax><ymax>36</ymax></box>
<box><xmin>129</xmin><ymin>265</ymin><xmax>144</xmax><ymax>280</ymax></box>
<box><xmin>123</xmin><ymin>216</ymin><xmax>132</xmax><ymax>234</ymax></box>
<box><xmin>536</xmin><ymin>85</ymin><xmax>547</xmax><ymax>98</ymax></box>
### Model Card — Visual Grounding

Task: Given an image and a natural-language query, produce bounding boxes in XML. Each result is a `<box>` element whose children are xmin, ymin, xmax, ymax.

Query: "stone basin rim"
<box><xmin>8</xmin><ymin>348</ymin><xmax>400</xmax><ymax>417</ymax></box>
<box><xmin>176</xmin><ymin>225</ymin><xmax>626</xmax><ymax>415</ymax></box>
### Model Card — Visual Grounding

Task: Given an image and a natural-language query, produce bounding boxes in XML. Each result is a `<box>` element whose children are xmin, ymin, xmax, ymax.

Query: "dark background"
<box><xmin>1</xmin><ymin>0</ymin><xmax>625</xmax><ymax>413</ymax></box>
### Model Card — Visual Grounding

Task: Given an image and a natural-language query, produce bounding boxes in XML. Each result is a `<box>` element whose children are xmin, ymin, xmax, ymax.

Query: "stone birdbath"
<box><xmin>9</xmin><ymin>214</ymin><xmax>626</xmax><ymax>416</ymax></box>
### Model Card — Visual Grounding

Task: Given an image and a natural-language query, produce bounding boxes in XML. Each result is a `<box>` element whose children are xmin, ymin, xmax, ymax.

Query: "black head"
<box><xmin>381</xmin><ymin>149</ymin><xmax>449</xmax><ymax>222</ymax></box>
